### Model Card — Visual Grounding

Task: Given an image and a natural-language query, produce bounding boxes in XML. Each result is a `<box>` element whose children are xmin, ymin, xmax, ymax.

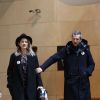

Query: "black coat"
<box><xmin>40</xmin><ymin>40</ymin><xmax>95</xmax><ymax>100</ymax></box>
<box><xmin>7</xmin><ymin>53</ymin><xmax>43</xmax><ymax>100</ymax></box>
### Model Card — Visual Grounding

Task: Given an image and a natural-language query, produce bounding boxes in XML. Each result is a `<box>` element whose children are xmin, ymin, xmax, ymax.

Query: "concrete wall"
<box><xmin>0</xmin><ymin>0</ymin><xmax>100</xmax><ymax>100</ymax></box>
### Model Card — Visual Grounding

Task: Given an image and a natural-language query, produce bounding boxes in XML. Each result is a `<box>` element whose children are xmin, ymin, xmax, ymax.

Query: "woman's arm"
<box><xmin>35</xmin><ymin>55</ymin><xmax>43</xmax><ymax>87</ymax></box>
<box><xmin>7</xmin><ymin>53</ymin><xmax>15</xmax><ymax>88</ymax></box>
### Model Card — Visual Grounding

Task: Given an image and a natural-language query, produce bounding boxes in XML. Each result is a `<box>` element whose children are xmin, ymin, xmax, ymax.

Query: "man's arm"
<box><xmin>36</xmin><ymin>47</ymin><xmax>66</xmax><ymax>73</ymax></box>
<box><xmin>85</xmin><ymin>48</ymin><xmax>95</xmax><ymax>76</ymax></box>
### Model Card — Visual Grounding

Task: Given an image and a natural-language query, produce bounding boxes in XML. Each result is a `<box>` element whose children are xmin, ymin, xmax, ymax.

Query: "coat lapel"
<box><xmin>16</xmin><ymin>55</ymin><xmax>24</xmax><ymax>82</ymax></box>
<box><xmin>27</xmin><ymin>55</ymin><xmax>33</xmax><ymax>77</ymax></box>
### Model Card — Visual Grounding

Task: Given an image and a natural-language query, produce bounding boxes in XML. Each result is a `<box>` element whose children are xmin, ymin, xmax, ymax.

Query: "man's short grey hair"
<box><xmin>72</xmin><ymin>31</ymin><xmax>82</xmax><ymax>39</ymax></box>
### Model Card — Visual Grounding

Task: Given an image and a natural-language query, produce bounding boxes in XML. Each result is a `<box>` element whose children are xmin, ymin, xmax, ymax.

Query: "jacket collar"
<box><xmin>14</xmin><ymin>49</ymin><xmax>36</xmax><ymax>57</ymax></box>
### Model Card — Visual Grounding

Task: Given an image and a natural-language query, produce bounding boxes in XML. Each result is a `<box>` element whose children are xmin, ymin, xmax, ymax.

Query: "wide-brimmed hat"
<box><xmin>15</xmin><ymin>33</ymin><xmax>32</xmax><ymax>47</ymax></box>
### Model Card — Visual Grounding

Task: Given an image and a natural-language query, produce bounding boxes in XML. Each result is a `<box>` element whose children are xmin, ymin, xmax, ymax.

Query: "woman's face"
<box><xmin>18</xmin><ymin>38</ymin><xmax>29</xmax><ymax>50</ymax></box>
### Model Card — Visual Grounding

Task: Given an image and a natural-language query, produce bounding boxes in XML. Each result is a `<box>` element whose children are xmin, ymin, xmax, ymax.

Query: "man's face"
<box><xmin>72</xmin><ymin>35</ymin><xmax>81</xmax><ymax>47</ymax></box>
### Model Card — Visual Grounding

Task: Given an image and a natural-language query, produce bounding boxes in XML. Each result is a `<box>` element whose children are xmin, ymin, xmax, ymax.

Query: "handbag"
<box><xmin>37</xmin><ymin>87</ymin><xmax>48</xmax><ymax>100</ymax></box>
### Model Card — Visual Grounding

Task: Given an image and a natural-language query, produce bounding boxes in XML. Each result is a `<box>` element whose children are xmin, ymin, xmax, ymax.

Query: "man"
<box><xmin>36</xmin><ymin>31</ymin><xmax>95</xmax><ymax>100</ymax></box>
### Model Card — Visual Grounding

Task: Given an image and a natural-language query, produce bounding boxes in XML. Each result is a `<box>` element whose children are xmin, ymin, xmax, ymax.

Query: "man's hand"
<box><xmin>36</xmin><ymin>67</ymin><xmax>43</xmax><ymax>73</ymax></box>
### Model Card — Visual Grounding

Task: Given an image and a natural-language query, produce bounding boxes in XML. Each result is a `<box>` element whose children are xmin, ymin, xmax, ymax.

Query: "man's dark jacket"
<box><xmin>40</xmin><ymin>39</ymin><xmax>95</xmax><ymax>100</ymax></box>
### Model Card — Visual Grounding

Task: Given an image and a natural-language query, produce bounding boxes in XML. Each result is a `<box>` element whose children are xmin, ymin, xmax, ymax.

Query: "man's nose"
<box><xmin>74</xmin><ymin>39</ymin><xmax>77</xmax><ymax>43</ymax></box>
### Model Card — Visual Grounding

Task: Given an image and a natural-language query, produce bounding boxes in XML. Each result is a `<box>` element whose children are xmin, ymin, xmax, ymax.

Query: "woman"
<box><xmin>7</xmin><ymin>33</ymin><xmax>47</xmax><ymax>100</ymax></box>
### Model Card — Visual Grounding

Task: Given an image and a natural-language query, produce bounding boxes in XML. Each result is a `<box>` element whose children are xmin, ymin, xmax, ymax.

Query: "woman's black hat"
<box><xmin>15</xmin><ymin>33</ymin><xmax>32</xmax><ymax>47</ymax></box>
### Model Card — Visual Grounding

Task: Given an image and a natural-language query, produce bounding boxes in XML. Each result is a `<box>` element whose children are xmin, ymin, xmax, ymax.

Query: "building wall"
<box><xmin>0</xmin><ymin>0</ymin><xmax>100</xmax><ymax>100</ymax></box>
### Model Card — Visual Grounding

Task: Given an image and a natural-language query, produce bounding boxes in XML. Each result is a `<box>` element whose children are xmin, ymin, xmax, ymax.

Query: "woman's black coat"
<box><xmin>40</xmin><ymin>40</ymin><xmax>95</xmax><ymax>100</ymax></box>
<box><xmin>7</xmin><ymin>53</ymin><xmax>43</xmax><ymax>100</ymax></box>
